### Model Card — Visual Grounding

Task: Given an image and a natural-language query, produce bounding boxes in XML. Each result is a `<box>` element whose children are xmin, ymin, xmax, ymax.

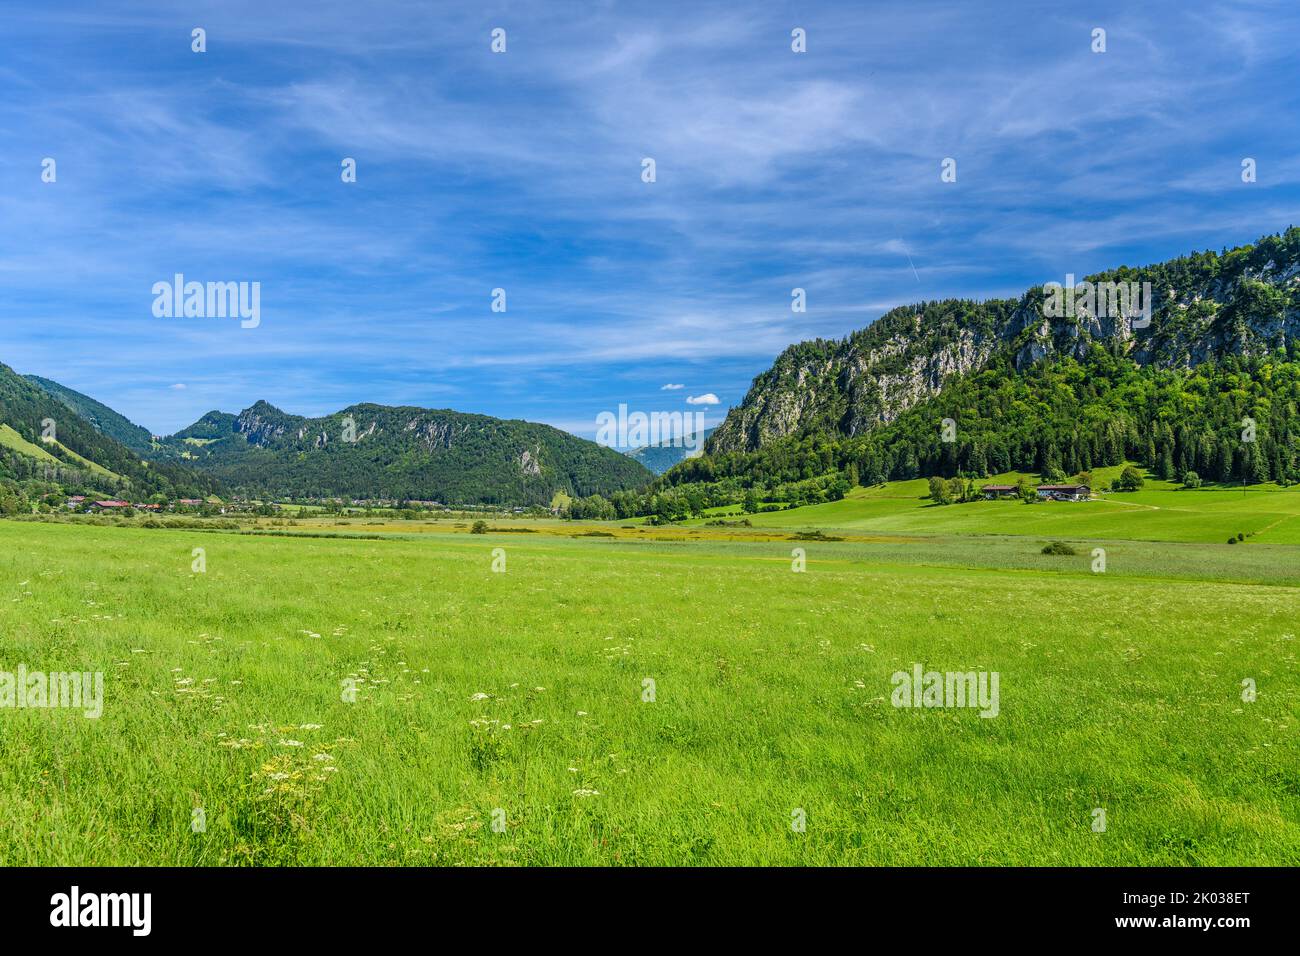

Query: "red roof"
<box><xmin>93</xmin><ymin>500</ymin><xmax>130</xmax><ymax>507</ymax></box>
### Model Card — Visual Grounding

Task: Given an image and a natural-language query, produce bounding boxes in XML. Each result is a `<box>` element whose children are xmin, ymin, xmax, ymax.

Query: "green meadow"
<box><xmin>1</xmin><ymin>498</ymin><xmax>1297</xmax><ymax>866</ymax></box>
<box><xmin>694</xmin><ymin>471</ymin><xmax>1300</xmax><ymax>545</ymax></box>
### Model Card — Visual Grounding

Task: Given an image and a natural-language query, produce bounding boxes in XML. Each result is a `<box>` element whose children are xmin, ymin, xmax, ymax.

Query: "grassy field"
<box><xmin>1</xmin><ymin>515</ymin><xmax>1296</xmax><ymax>865</ymax></box>
<box><xmin>249</xmin><ymin>466</ymin><xmax>1300</xmax><ymax>547</ymax></box>
<box><xmin>689</xmin><ymin>472</ymin><xmax>1300</xmax><ymax>545</ymax></box>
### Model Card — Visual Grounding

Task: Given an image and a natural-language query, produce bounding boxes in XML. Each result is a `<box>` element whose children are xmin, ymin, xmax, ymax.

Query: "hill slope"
<box><xmin>25</xmin><ymin>374</ymin><xmax>157</xmax><ymax>455</ymax></box>
<box><xmin>161</xmin><ymin>400</ymin><xmax>653</xmax><ymax>505</ymax></box>
<box><xmin>0</xmin><ymin>362</ymin><xmax>218</xmax><ymax>499</ymax></box>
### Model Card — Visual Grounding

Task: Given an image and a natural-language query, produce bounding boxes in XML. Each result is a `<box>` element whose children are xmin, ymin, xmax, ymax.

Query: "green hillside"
<box><xmin>0</xmin><ymin>423</ymin><xmax>65</xmax><ymax>466</ymax></box>
<box><xmin>685</xmin><ymin>467</ymin><xmax>1300</xmax><ymax>545</ymax></box>
<box><xmin>25</xmin><ymin>374</ymin><xmax>156</xmax><ymax>454</ymax></box>
<box><xmin>0</xmin><ymin>361</ymin><xmax>219</xmax><ymax>502</ymax></box>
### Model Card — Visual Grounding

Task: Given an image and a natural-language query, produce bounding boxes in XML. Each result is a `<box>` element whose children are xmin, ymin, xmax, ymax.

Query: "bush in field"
<box><xmin>470</xmin><ymin>520</ymin><xmax>488</xmax><ymax>534</ymax></box>
<box><xmin>1182</xmin><ymin>471</ymin><xmax>1202</xmax><ymax>489</ymax></box>
<box><xmin>1041</xmin><ymin>540</ymin><xmax>1077</xmax><ymax>555</ymax></box>
<box><xmin>928</xmin><ymin>476</ymin><xmax>953</xmax><ymax>505</ymax></box>
<box><xmin>1112</xmin><ymin>465</ymin><xmax>1146</xmax><ymax>492</ymax></box>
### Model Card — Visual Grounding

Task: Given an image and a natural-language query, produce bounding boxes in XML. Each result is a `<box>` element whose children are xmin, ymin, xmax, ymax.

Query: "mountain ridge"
<box><xmin>160</xmin><ymin>399</ymin><xmax>653</xmax><ymax>505</ymax></box>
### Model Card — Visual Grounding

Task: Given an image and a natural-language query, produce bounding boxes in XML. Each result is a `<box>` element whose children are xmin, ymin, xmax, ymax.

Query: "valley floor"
<box><xmin>0</xmin><ymin>515</ymin><xmax>1296</xmax><ymax>865</ymax></box>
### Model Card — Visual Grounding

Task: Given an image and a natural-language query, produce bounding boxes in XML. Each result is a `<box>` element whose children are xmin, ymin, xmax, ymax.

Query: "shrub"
<box><xmin>470</xmin><ymin>520</ymin><xmax>489</xmax><ymax>534</ymax></box>
<box><xmin>928</xmin><ymin>476</ymin><xmax>953</xmax><ymax>505</ymax></box>
<box><xmin>1113</xmin><ymin>465</ymin><xmax>1145</xmax><ymax>492</ymax></box>
<box><xmin>791</xmin><ymin>530</ymin><xmax>843</xmax><ymax>542</ymax></box>
<box><xmin>1041</xmin><ymin>540</ymin><xmax>1077</xmax><ymax>555</ymax></box>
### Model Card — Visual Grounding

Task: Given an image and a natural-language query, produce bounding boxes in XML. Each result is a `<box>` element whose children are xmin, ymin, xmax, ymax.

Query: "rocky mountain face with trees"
<box><xmin>708</xmin><ymin>228</ymin><xmax>1300</xmax><ymax>458</ymax></box>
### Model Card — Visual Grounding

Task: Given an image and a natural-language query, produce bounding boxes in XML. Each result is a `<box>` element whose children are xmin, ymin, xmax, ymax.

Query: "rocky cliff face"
<box><xmin>236</xmin><ymin>401</ymin><xmax>304</xmax><ymax>446</ymax></box>
<box><xmin>709</xmin><ymin>229</ymin><xmax>1300</xmax><ymax>454</ymax></box>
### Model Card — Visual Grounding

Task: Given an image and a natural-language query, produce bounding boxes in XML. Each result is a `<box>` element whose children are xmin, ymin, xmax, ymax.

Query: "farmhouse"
<box><xmin>89</xmin><ymin>500</ymin><xmax>131</xmax><ymax>511</ymax></box>
<box><xmin>980</xmin><ymin>484</ymin><xmax>1017</xmax><ymax>499</ymax></box>
<box><xmin>1036</xmin><ymin>484</ymin><xmax>1091</xmax><ymax>501</ymax></box>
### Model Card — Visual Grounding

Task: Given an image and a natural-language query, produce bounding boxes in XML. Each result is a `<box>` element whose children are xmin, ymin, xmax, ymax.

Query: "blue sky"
<box><xmin>1</xmin><ymin>0</ymin><xmax>1298</xmax><ymax>439</ymax></box>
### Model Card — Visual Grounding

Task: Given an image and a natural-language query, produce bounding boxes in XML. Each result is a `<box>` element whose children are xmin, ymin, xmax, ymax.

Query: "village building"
<box><xmin>980</xmin><ymin>484</ymin><xmax>1018</xmax><ymax>499</ymax></box>
<box><xmin>1035</xmin><ymin>484</ymin><xmax>1091</xmax><ymax>501</ymax></box>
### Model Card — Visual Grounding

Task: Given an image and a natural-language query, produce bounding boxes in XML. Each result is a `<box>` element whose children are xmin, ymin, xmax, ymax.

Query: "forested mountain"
<box><xmin>159</xmin><ymin>400</ymin><xmax>653</xmax><ymax>505</ymax></box>
<box><xmin>678</xmin><ymin>228</ymin><xmax>1300</xmax><ymax>491</ymax></box>
<box><xmin>25</xmin><ymin>374</ymin><xmax>157</xmax><ymax>454</ymax></box>
<box><xmin>0</xmin><ymin>362</ymin><xmax>220</xmax><ymax>502</ymax></box>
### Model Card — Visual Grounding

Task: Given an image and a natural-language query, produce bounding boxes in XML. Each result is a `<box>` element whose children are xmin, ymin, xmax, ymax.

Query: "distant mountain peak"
<box><xmin>244</xmin><ymin>399</ymin><xmax>292</xmax><ymax>417</ymax></box>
